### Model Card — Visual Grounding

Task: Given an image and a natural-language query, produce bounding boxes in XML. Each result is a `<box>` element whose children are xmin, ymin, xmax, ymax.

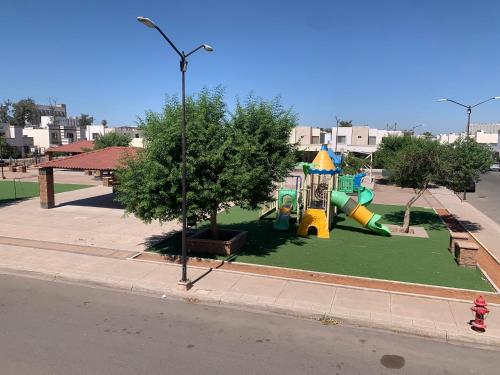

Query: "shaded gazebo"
<box><xmin>36</xmin><ymin>147</ymin><xmax>138</xmax><ymax>208</ymax></box>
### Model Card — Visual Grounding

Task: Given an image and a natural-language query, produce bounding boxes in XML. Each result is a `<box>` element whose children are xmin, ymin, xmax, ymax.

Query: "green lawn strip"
<box><xmin>0</xmin><ymin>181</ymin><xmax>91</xmax><ymax>203</ymax></box>
<box><xmin>150</xmin><ymin>204</ymin><xmax>493</xmax><ymax>292</ymax></box>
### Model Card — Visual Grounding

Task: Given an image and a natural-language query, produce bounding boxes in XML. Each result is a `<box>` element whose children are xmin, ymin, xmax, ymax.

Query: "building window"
<box><xmin>311</xmin><ymin>136</ymin><xmax>320</xmax><ymax>144</ymax></box>
<box><xmin>135</xmin><ymin>133</ymin><xmax>140</xmax><ymax>138</ymax></box>
<box><xmin>368</xmin><ymin>136</ymin><xmax>376</xmax><ymax>145</ymax></box>
<box><xmin>357</xmin><ymin>135</ymin><xmax>362</xmax><ymax>139</ymax></box>
<box><xmin>51</xmin><ymin>132</ymin><xmax>58</xmax><ymax>141</ymax></box>
<box><xmin>92</xmin><ymin>133</ymin><xmax>99</xmax><ymax>140</ymax></box>
<box><xmin>337</xmin><ymin>136</ymin><xmax>346</xmax><ymax>144</ymax></box>
<box><xmin>67</xmin><ymin>133</ymin><xmax>74</xmax><ymax>142</ymax></box>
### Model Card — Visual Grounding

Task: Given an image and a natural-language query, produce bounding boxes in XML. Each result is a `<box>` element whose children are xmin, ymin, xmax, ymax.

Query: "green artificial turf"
<box><xmin>0</xmin><ymin>180</ymin><xmax>90</xmax><ymax>205</ymax></box>
<box><xmin>150</xmin><ymin>204</ymin><xmax>494</xmax><ymax>291</ymax></box>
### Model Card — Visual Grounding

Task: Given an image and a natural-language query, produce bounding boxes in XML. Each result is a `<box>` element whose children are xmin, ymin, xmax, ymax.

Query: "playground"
<box><xmin>150</xmin><ymin>145</ymin><xmax>493</xmax><ymax>291</ymax></box>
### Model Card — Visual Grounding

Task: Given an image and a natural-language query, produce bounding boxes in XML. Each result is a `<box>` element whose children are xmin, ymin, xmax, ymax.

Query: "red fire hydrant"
<box><xmin>470</xmin><ymin>296</ymin><xmax>490</xmax><ymax>332</ymax></box>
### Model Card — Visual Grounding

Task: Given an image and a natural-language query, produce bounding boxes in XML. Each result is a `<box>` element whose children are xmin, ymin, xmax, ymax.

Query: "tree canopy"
<box><xmin>94</xmin><ymin>132</ymin><xmax>131</xmax><ymax>149</ymax></box>
<box><xmin>385</xmin><ymin>137</ymin><xmax>444</xmax><ymax>232</ymax></box>
<box><xmin>383</xmin><ymin>136</ymin><xmax>492</xmax><ymax>232</ymax></box>
<box><xmin>0</xmin><ymin>98</ymin><xmax>37</xmax><ymax>126</ymax></box>
<box><xmin>339</xmin><ymin>120</ymin><xmax>353</xmax><ymax>127</ymax></box>
<box><xmin>115</xmin><ymin>88</ymin><xmax>298</xmax><ymax>238</ymax></box>
<box><xmin>441</xmin><ymin>137</ymin><xmax>492</xmax><ymax>194</ymax></box>
<box><xmin>373</xmin><ymin>135</ymin><xmax>413</xmax><ymax>168</ymax></box>
<box><xmin>78</xmin><ymin>114</ymin><xmax>94</xmax><ymax>127</ymax></box>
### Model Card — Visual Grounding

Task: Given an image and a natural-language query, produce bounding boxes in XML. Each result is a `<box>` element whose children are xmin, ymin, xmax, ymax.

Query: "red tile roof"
<box><xmin>37</xmin><ymin>147</ymin><xmax>140</xmax><ymax>171</ymax></box>
<box><xmin>46</xmin><ymin>140</ymin><xmax>95</xmax><ymax>153</ymax></box>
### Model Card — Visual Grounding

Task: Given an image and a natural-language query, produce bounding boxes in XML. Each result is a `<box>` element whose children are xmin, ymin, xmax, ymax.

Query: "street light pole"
<box><xmin>438</xmin><ymin>96</ymin><xmax>500</xmax><ymax>201</ymax></box>
<box><xmin>438</xmin><ymin>97</ymin><xmax>500</xmax><ymax>137</ymax></box>
<box><xmin>137</xmin><ymin>16</ymin><xmax>213</xmax><ymax>290</ymax></box>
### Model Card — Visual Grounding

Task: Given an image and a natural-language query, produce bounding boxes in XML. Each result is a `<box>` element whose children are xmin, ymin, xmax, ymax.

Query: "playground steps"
<box><xmin>297</xmin><ymin>208</ymin><xmax>329</xmax><ymax>239</ymax></box>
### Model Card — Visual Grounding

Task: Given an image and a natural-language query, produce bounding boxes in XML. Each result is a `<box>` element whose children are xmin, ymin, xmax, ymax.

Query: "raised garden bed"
<box><xmin>187</xmin><ymin>228</ymin><xmax>248</xmax><ymax>256</ymax></box>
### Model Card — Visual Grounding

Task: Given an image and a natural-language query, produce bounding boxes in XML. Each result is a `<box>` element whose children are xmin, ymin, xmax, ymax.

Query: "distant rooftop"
<box><xmin>46</xmin><ymin>140</ymin><xmax>95</xmax><ymax>154</ymax></box>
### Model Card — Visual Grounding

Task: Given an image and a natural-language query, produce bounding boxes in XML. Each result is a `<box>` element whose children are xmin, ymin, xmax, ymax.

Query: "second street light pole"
<box><xmin>137</xmin><ymin>16</ymin><xmax>213</xmax><ymax>290</ymax></box>
<box><xmin>438</xmin><ymin>96</ymin><xmax>500</xmax><ymax>137</ymax></box>
<box><xmin>438</xmin><ymin>96</ymin><xmax>499</xmax><ymax>200</ymax></box>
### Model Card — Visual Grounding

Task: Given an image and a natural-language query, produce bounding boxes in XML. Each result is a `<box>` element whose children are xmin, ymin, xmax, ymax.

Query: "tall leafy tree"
<box><xmin>0</xmin><ymin>100</ymin><xmax>13</xmax><ymax>123</ymax></box>
<box><xmin>442</xmin><ymin>138</ymin><xmax>492</xmax><ymax>197</ymax></box>
<box><xmin>373</xmin><ymin>135</ymin><xmax>413</xmax><ymax>168</ymax></box>
<box><xmin>11</xmin><ymin>98</ymin><xmax>37</xmax><ymax>126</ymax></box>
<box><xmin>115</xmin><ymin>88</ymin><xmax>298</xmax><ymax>239</ymax></box>
<box><xmin>386</xmin><ymin>137</ymin><xmax>444</xmax><ymax>232</ymax></box>
<box><xmin>77</xmin><ymin>114</ymin><xmax>94</xmax><ymax>127</ymax></box>
<box><xmin>94</xmin><ymin>132</ymin><xmax>131</xmax><ymax>149</ymax></box>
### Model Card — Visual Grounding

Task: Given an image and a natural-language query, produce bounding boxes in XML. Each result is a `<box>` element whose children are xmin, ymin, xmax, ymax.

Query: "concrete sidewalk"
<box><xmin>0</xmin><ymin>186</ymin><xmax>179</xmax><ymax>252</ymax></box>
<box><xmin>1</xmin><ymin>243</ymin><xmax>499</xmax><ymax>348</ymax></box>
<box><xmin>429</xmin><ymin>186</ymin><xmax>500</xmax><ymax>262</ymax></box>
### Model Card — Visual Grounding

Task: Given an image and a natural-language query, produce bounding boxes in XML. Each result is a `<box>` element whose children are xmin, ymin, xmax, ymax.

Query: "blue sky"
<box><xmin>2</xmin><ymin>0</ymin><xmax>500</xmax><ymax>133</ymax></box>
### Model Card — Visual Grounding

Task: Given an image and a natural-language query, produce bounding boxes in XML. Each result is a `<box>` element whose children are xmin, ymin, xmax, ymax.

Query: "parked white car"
<box><xmin>490</xmin><ymin>163</ymin><xmax>500</xmax><ymax>172</ymax></box>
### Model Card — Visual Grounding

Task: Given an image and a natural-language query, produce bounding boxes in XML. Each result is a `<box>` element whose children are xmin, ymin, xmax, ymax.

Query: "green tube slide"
<box><xmin>331</xmin><ymin>190</ymin><xmax>391</xmax><ymax>237</ymax></box>
<box><xmin>357</xmin><ymin>186</ymin><xmax>374</xmax><ymax>206</ymax></box>
<box><xmin>273</xmin><ymin>194</ymin><xmax>293</xmax><ymax>231</ymax></box>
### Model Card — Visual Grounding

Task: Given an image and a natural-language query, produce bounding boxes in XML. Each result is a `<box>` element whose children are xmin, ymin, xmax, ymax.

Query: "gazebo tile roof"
<box><xmin>37</xmin><ymin>147</ymin><xmax>139</xmax><ymax>171</ymax></box>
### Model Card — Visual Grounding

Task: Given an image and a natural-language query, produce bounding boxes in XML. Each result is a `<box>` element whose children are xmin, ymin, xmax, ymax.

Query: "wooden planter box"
<box><xmin>187</xmin><ymin>228</ymin><xmax>248</xmax><ymax>256</ymax></box>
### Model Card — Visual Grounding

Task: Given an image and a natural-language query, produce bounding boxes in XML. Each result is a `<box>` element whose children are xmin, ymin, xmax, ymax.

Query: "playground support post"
<box><xmin>136</xmin><ymin>16</ymin><xmax>213</xmax><ymax>288</ymax></box>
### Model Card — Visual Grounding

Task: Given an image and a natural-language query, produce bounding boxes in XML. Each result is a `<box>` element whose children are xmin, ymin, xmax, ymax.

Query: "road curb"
<box><xmin>1</xmin><ymin>264</ymin><xmax>499</xmax><ymax>350</ymax></box>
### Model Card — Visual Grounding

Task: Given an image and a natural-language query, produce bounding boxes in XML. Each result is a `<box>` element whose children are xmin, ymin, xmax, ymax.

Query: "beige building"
<box><xmin>0</xmin><ymin>123</ymin><xmax>34</xmax><ymax>157</ymax></box>
<box><xmin>290</xmin><ymin>125</ymin><xmax>403</xmax><ymax>155</ymax></box>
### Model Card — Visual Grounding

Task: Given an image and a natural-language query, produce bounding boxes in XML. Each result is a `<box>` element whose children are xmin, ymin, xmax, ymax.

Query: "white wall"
<box><xmin>475</xmin><ymin>131</ymin><xmax>498</xmax><ymax>145</ymax></box>
<box><xmin>130</xmin><ymin>137</ymin><xmax>144</xmax><ymax>148</ymax></box>
<box><xmin>85</xmin><ymin>124</ymin><xmax>107</xmax><ymax>140</ymax></box>
<box><xmin>23</xmin><ymin>128</ymin><xmax>51</xmax><ymax>151</ymax></box>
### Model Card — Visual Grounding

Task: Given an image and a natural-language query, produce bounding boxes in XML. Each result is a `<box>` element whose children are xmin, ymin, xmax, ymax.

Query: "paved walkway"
<box><xmin>0</xmin><ymin>186</ymin><xmax>179</xmax><ymax>252</ymax></box>
<box><xmin>429</xmin><ymin>186</ymin><xmax>500</xmax><ymax>262</ymax></box>
<box><xmin>1</xmin><ymin>243</ymin><xmax>499</xmax><ymax>347</ymax></box>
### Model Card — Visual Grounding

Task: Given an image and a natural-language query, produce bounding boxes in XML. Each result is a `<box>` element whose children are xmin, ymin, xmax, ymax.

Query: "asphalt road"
<box><xmin>0</xmin><ymin>274</ymin><xmax>499</xmax><ymax>375</ymax></box>
<box><xmin>467</xmin><ymin>171</ymin><xmax>500</xmax><ymax>224</ymax></box>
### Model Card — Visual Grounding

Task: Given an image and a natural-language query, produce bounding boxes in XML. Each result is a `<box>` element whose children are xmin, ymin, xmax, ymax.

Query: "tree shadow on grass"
<box><xmin>147</xmin><ymin>218</ymin><xmax>307</xmax><ymax>259</ymax></box>
<box><xmin>382</xmin><ymin>210</ymin><xmax>446</xmax><ymax>231</ymax></box>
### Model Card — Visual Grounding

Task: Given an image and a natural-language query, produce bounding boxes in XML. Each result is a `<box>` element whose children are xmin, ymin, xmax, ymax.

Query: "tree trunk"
<box><xmin>210</xmin><ymin>210</ymin><xmax>219</xmax><ymax>240</ymax></box>
<box><xmin>402</xmin><ymin>184</ymin><xmax>428</xmax><ymax>233</ymax></box>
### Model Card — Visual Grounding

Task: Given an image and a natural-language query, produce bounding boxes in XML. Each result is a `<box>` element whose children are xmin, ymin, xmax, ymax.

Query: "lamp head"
<box><xmin>437</xmin><ymin>98</ymin><xmax>448</xmax><ymax>102</ymax></box>
<box><xmin>137</xmin><ymin>16</ymin><xmax>156</xmax><ymax>29</ymax></box>
<box><xmin>202</xmin><ymin>44</ymin><xmax>214</xmax><ymax>52</ymax></box>
<box><xmin>494</xmin><ymin>96</ymin><xmax>500</xmax><ymax>100</ymax></box>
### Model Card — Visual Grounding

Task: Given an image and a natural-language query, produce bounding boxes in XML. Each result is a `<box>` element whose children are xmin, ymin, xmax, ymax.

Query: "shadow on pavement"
<box><xmin>56</xmin><ymin>193</ymin><xmax>124</xmax><ymax>210</ymax></box>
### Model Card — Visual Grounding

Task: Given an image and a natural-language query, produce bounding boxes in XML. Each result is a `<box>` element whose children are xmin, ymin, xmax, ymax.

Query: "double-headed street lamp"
<box><xmin>438</xmin><ymin>96</ymin><xmax>499</xmax><ymax>201</ymax></box>
<box><xmin>437</xmin><ymin>97</ymin><xmax>500</xmax><ymax>137</ymax></box>
<box><xmin>137</xmin><ymin>16</ymin><xmax>213</xmax><ymax>290</ymax></box>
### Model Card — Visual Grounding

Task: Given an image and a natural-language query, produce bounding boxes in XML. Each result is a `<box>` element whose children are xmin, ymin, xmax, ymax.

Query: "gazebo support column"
<box><xmin>39</xmin><ymin>167</ymin><xmax>55</xmax><ymax>209</ymax></box>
